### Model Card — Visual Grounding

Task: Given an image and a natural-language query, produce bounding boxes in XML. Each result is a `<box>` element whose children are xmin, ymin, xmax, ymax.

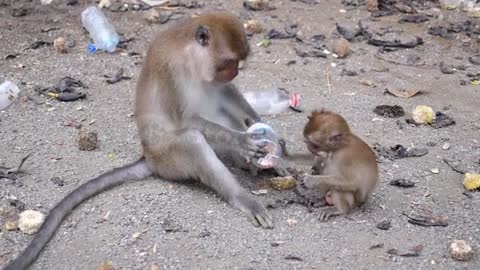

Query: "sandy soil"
<box><xmin>1</xmin><ymin>0</ymin><xmax>479</xmax><ymax>269</ymax></box>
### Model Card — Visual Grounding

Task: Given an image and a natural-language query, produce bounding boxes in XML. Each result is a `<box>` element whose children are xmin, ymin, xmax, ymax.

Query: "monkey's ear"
<box><xmin>195</xmin><ymin>26</ymin><xmax>209</xmax><ymax>46</ymax></box>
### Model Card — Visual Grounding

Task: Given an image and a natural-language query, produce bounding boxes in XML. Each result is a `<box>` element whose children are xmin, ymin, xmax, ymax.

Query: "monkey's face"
<box><xmin>304</xmin><ymin>110</ymin><xmax>350</xmax><ymax>153</ymax></box>
<box><xmin>193</xmin><ymin>13</ymin><xmax>250</xmax><ymax>85</ymax></box>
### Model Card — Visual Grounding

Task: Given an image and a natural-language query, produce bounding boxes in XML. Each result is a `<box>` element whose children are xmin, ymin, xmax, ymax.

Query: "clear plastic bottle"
<box><xmin>242</xmin><ymin>88</ymin><xmax>300</xmax><ymax>116</ymax></box>
<box><xmin>0</xmin><ymin>80</ymin><xmax>21</xmax><ymax>110</ymax></box>
<box><xmin>81</xmin><ymin>6</ymin><xmax>120</xmax><ymax>53</ymax></box>
<box><xmin>247</xmin><ymin>122</ymin><xmax>281</xmax><ymax>169</ymax></box>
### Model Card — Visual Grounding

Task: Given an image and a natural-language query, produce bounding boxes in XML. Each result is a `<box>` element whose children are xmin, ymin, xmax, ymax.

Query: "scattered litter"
<box><xmin>35</xmin><ymin>76</ymin><xmax>87</xmax><ymax>102</ymax></box>
<box><xmin>439</xmin><ymin>61</ymin><xmax>455</xmax><ymax>74</ymax></box>
<box><xmin>374</xmin><ymin>144</ymin><xmax>428</xmax><ymax>161</ymax></box>
<box><xmin>443</xmin><ymin>158</ymin><xmax>467</xmax><ymax>174</ymax></box>
<box><xmin>330</xmin><ymin>37</ymin><xmax>350</xmax><ymax>58</ymax></box>
<box><xmin>399</xmin><ymin>14</ymin><xmax>429</xmax><ymax>24</ymax></box>
<box><xmin>81</xmin><ymin>6</ymin><xmax>120</xmax><ymax>53</ymax></box>
<box><xmin>441</xmin><ymin>143</ymin><xmax>451</xmax><ymax>150</ymax></box>
<box><xmin>449</xmin><ymin>240</ymin><xmax>474</xmax><ymax>261</ymax></box>
<box><xmin>294</xmin><ymin>48</ymin><xmax>327</xmax><ymax>58</ymax></box>
<box><xmin>11</xmin><ymin>7</ymin><xmax>31</xmax><ymax>17</ymax></box>
<box><xmin>468</xmin><ymin>55</ymin><xmax>480</xmax><ymax>65</ymax></box>
<box><xmin>389</xmin><ymin>179</ymin><xmax>415</xmax><ymax>188</ymax></box>
<box><xmin>53</xmin><ymin>37</ymin><xmax>67</xmax><ymax>53</ymax></box>
<box><xmin>98</xmin><ymin>261</ymin><xmax>115</xmax><ymax>270</ymax></box>
<box><xmin>428</xmin><ymin>20</ymin><xmax>480</xmax><ymax>39</ymax></box>
<box><xmin>430</xmin><ymin>168</ymin><xmax>440</xmax><ymax>174</ymax></box>
<box><xmin>242</xmin><ymin>88</ymin><xmax>299</xmax><ymax>116</ymax></box>
<box><xmin>5</xmin><ymin>219</ymin><xmax>18</xmax><ymax>231</ymax></box>
<box><xmin>98</xmin><ymin>0</ymin><xmax>111</xmax><ymax>9</ymax></box>
<box><xmin>244</xmin><ymin>0</ymin><xmax>274</xmax><ymax>11</ymax></box>
<box><xmin>244</xmin><ymin>20</ymin><xmax>263</xmax><ymax>36</ymax></box>
<box><xmin>265</xmin><ymin>29</ymin><xmax>296</xmax><ymax>39</ymax></box>
<box><xmin>104</xmin><ymin>68</ymin><xmax>132</xmax><ymax>84</ymax></box>
<box><xmin>336</xmin><ymin>23</ymin><xmax>362</xmax><ymax>41</ymax></box>
<box><xmin>463</xmin><ymin>173</ymin><xmax>480</xmax><ymax>191</ymax></box>
<box><xmin>256</xmin><ymin>38</ymin><xmax>271</xmax><ymax>47</ymax></box>
<box><xmin>0</xmin><ymin>153</ymin><xmax>31</xmax><ymax>181</ymax></box>
<box><xmin>403</xmin><ymin>212</ymin><xmax>448</xmax><ymax>227</ymax></box>
<box><xmin>376</xmin><ymin>219</ymin><xmax>391</xmax><ymax>230</ymax></box>
<box><xmin>271</xmin><ymin>241</ymin><xmax>284</xmax><ymax>247</ymax></box>
<box><xmin>40</xmin><ymin>27</ymin><xmax>60</xmax><ymax>33</ymax></box>
<box><xmin>284</xmin><ymin>255</ymin><xmax>303</xmax><ymax>261</ymax></box>
<box><xmin>341</xmin><ymin>68</ymin><xmax>358</xmax><ymax>76</ymax></box>
<box><xmin>252</xmin><ymin>189</ymin><xmax>268</xmax><ymax>195</ymax></box>
<box><xmin>144</xmin><ymin>9</ymin><xmax>174</xmax><ymax>24</ymax></box>
<box><xmin>359</xmin><ymin>22</ymin><xmax>423</xmax><ymax>48</ymax></box>
<box><xmin>359</xmin><ymin>78</ymin><xmax>375</xmax><ymax>87</ymax></box>
<box><xmin>412</xmin><ymin>105</ymin><xmax>435</xmax><ymax>124</ymax></box>
<box><xmin>375</xmin><ymin>51</ymin><xmax>425</xmax><ymax>66</ymax></box>
<box><xmin>18</xmin><ymin>210</ymin><xmax>45</xmax><ymax>234</ymax></box>
<box><xmin>269</xmin><ymin>176</ymin><xmax>297</xmax><ymax>190</ymax></box>
<box><xmin>367</xmin><ymin>0</ymin><xmax>378</xmax><ymax>12</ymax></box>
<box><xmin>4</xmin><ymin>53</ymin><xmax>19</xmax><ymax>60</ymax></box>
<box><xmin>26</xmin><ymin>40</ymin><xmax>52</xmax><ymax>50</ymax></box>
<box><xmin>431</xmin><ymin>112</ymin><xmax>455</xmax><ymax>129</ymax></box>
<box><xmin>373</xmin><ymin>105</ymin><xmax>405</xmax><ymax>118</ymax></box>
<box><xmin>77</xmin><ymin>129</ymin><xmax>98</xmax><ymax>151</ymax></box>
<box><xmin>387</xmin><ymin>244</ymin><xmax>423</xmax><ymax>257</ymax></box>
<box><xmin>0</xmin><ymin>80</ymin><xmax>21</xmax><ymax>110</ymax></box>
<box><xmin>150</xmin><ymin>263</ymin><xmax>160</xmax><ymax>270</ymax></box>
<box><xmin>370</xmin><ymin>243</ymin><xmax>384</xmax><ymax>250</ymax></box>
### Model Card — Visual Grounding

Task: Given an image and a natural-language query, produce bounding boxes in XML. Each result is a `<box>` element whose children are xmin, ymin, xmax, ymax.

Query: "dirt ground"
<box><xmin>1</xmin><ymin>0</ymin><xmax>480</xmax><ymax>269</ymax></box>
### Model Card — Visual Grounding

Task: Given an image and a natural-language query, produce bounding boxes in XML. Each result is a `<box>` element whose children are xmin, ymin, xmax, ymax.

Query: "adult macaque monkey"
<box><xmin>5</xmin><ymin>12</ymin><xmax>274</xmax><ymax>270</ymax></box>
<box><xmin>280</xmin><ymin>110</ymin><xmax>378</xmax><ymax>221</ymax></box>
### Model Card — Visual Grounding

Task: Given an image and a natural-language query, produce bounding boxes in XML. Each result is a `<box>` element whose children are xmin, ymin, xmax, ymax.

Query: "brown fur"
<box><xmin>135</xmin><ymin>12</ymin><xmax>273</xmax><ymax>228</ymax></box>
<box><xmin>283</xmin><ymin>110</ymin><xmax>379</xmax><ymax>221</ymax></box>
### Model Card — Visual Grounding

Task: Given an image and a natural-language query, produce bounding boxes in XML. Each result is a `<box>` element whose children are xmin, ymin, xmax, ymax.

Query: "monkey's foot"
<box><xmin>319</xmin><ymin>207</ymin><xmax>342</xmax><ymax>222</ymax></box>
<box><xmin>231</xmin><ymin>192</ymin><xmax>274</xmax><ymax>229</ymax></box>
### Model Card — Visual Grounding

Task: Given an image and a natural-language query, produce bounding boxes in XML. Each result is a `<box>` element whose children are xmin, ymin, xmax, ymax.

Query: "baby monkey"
<box><xmin>280</xmin><ymin>110</ymin><xmax>378</xmax><ymax>221</ymax></box>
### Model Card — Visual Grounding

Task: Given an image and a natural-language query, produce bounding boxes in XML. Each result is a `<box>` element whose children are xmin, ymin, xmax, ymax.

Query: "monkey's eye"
<box><xmin>329</xmin><ymin>134</ymin><xmax>342</xmax><ymax>143</ymax></box>
<box><xmin>195</xmin><ymin>26</ymin><xmax>209</xmax><ymax>46</ymax></box>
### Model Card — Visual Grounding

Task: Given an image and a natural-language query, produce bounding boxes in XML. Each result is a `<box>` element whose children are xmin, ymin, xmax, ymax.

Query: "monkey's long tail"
<box><xmin>4</xmin><ymin>158</ymin><xmax>153</xmax><ymax>270</ymax></box>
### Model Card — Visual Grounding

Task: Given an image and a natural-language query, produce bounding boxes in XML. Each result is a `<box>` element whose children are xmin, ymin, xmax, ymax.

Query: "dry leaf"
<box><xmin>5</xmin><ymin>219</ymin><xmax>18</xmax><ymax>231</ymax></box>
<box><xmin>53</xmin><ymin>37</ymin><xmax>67</xmax><ymax>53</ymax></box>
<box><xmin>386</xmin><ymin>88</ymin><xmax>420</xmax><ymax>98</ymax></box>
<box><xmin>331</xmin><ymin>38</ymin><xmax>350</xmax><ymax>58</ymax></box>
<box><xmin>98</xmin><ymin>261</ymin><xmax>114</xmax><ymax>270</ymax></box>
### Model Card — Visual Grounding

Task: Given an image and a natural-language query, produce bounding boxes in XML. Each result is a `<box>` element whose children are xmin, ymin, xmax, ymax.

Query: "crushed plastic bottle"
<box><xmin>81</xmin><ymin>6</ymin><xmax>120</xmax><ymax>53</ymax></box>
<box><xmin>242</xmin><ymin>88</ymin><xmax>300</xmax><ymax>116</ymax></box>
<box><xmin>247</xmin><ymin>122</ymin><xmax>281</xmax><ymax>169</ymax></box>
<box><xmin>0</xmin><ymin>80</ymin><xmax>21</xmax><ymax>110</ymax></box>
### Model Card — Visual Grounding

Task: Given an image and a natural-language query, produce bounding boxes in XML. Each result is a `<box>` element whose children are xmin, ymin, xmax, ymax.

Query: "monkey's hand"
<box><xmin>230</xmin><ymin>192</ymin><xmax>274</xmax><ymax>229</ymax></box>
<box><xmin>236</xmin><ymin>130</ymin><xmax>269</xmax><ymax>161</ymax></box>
<box><xmin>299</xmin><ymin>174</ymin><xmax>330</xmax><ymax>193</ymax></box>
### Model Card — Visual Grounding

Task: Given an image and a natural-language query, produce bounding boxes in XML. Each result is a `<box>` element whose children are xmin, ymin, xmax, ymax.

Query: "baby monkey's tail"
<box><xmin>4</xmin><ymin>158</ymin><xmax>153</xmax><ymax>270</ymax></box>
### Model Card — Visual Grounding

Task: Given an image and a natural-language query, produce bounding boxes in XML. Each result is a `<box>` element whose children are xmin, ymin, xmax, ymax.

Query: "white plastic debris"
<box><xmin>0</xmin><ymin>80</ymin><xmax>21</xmax><ymax>110</ymax></box>
<box><xmin>18</xmin><ymin>210</ymin><xmax>45</xmax><ymax>235</ymax></box>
